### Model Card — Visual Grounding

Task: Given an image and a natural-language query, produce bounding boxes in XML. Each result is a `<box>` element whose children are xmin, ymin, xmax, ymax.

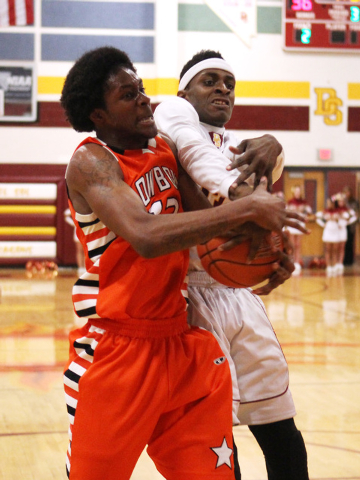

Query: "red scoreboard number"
<box><xmin>284</xmin><ymin>0</ymin><xmax>360</xmax><ymax>51</ymax></box>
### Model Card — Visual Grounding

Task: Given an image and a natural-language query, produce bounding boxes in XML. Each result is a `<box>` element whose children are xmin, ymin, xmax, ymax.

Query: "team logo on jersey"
<box><xmin>211</xmin><ymin>437</ymin><xmax>233</xmax><ymax>469</ymax></box>
<box><xmin>209</xmin><ymin>132</ymin><xmax>223</xmax><ymax>148</ymax></box>
<box><xmin>214</xmin><ymin>356</ymin><xmax>226</xmax><ymax>365</ymax></box>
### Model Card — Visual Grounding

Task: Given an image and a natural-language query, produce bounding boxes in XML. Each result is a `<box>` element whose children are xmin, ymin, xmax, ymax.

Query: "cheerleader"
<box><xmin>316</xmin><ymin>198</ymin><xmax>343</xmax><ymax>277</ymax></box>
<box><xmin>286</xmin><ymin>185</ymin><xmax>312</xmax><ymax>275</ymax></box>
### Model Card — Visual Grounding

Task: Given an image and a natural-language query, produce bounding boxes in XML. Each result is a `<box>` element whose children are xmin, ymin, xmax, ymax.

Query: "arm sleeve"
<box><xmin>154</xmin><ymin>97</ymin><xmax>239</xmax><ymax>198</ymax></box>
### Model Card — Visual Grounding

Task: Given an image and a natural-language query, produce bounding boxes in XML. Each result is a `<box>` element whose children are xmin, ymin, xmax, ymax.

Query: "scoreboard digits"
<box><xmin>291</xmin><ymin>0</ymin><xmax>313</xmax><ymax>11</ymax></box>
<box><xmin>284</xmin><ymin>0</ymin><xmax>360</xmax><ymax>51</ymax></box>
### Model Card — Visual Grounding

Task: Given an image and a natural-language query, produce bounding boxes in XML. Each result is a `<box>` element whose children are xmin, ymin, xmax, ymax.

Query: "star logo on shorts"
<box><xmin>211</xmin><ymin>437</ymin><xmax>233</xmax><ymax>469</ymax></box>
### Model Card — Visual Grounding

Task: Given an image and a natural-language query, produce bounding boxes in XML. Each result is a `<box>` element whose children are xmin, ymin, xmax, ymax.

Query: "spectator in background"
<box><xmin>286</xmin><ymin>185</ymin><xmax>312</xmax><ymax>276</ymax></box>
<box><xmin>316</xmin><ymin>198</ymin><xmax>339</xmax><ymax>277</ymax></box>
<box><xmin>333</xmin><ymin>192</ymin><xmax>357</xmax><ymax>273</ymax></box>
<box><xmin>342</xmin><ymin>186</ymin><xmax>359</xmax><ymax>266</ymax></box>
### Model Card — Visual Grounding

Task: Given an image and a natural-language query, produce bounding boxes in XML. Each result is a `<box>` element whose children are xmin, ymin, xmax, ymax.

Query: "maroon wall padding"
<box><xmin>0</xmin><ymin>102</ymin><xmax>310</xmax><ymax>131</ymax></box>
<box><xmin>226</xmin><ymin>106</ymin><xmax>309</xmax><ymax>131</ymax></box>
<box><xmin>1</xmin><ymin>213</ymin><xmax>56</xmax><ymax>227</ymax></box>
<box><xmin>348</xmin><ymin>107</ymin><xmax>360</xmax><ymax>132</ymax></box>
<box><xmin>0</xmin><ymin>102</ymin><xmax>70</xmax><ymax>127</ymax></box>
<box><xmin>0</xmin><ymin>164</ymin><xmax>76</xmax><ymax>266</ymax></box>
<box><xmin>326</xmin><ymin>170</ymin><xmax>357</xmax><ymax>199</ymax></box>
<box><xmin>304</xmin><ymin>179</ymin><xmax>317</xmax><ymax>213</ymax></box>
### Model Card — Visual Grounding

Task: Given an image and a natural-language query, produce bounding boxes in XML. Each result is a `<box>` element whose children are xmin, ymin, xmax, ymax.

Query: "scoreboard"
<box><xmin>283</xmin><ymin>0</ymin><xmax>360</xmax><ymax>51</ymax></box>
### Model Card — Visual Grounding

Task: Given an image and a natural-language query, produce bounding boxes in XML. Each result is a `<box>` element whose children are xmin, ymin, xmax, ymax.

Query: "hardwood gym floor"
<box><xmin>0</xmin><ymin>265</ymin><xmax>359</xmax><ymax>480</ymax></box>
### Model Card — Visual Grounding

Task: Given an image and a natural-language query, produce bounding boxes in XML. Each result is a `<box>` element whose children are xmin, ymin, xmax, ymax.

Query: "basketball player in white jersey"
<box><xmin>154</xmin><ymin>50</ymin><xmax>309</xmax><ymax>480</ymax></box>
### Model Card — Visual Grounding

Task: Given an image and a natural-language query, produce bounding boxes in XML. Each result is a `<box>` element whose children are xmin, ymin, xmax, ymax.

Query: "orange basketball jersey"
<box><xmin>68</xmin><ymin>136</ymin><xmax>189</xmax><ymax>322</ymax></box>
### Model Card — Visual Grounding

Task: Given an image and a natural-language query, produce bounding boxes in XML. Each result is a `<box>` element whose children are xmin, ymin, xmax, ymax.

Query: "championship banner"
<box><xmin>203</xmin><ymin>0</ymin><xmax>257</xmax><ymax>47</ymax></box>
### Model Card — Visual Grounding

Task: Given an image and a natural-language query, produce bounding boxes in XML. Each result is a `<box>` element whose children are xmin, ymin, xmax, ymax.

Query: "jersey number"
<box><xmin>149</xmin><ymin>197</ymin><xmax>179</xmax><ymax>215</ymax></box>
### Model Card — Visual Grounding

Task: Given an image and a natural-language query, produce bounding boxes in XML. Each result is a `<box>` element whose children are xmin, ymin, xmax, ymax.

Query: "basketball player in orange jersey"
<box><xmin>155</xmin><ymin>50</ymin><xmax>310</xmax><ymax>480</ymax></box>
<box><xmin>60</xmin><ymin>47</ymin><xmax>304</xmax><ymax>480</ymax></box>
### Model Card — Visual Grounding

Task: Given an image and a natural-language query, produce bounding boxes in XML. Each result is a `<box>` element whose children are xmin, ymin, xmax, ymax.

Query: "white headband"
<box><xmin>178</xmin><ymin>58</ymin><xmax>236</xmax><ymax>91</ymax></box>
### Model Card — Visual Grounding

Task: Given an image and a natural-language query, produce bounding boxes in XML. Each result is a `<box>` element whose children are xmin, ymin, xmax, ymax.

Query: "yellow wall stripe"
<box><xmin>235</xmin><ymin>81</ymin><xmax>310</xmax><ymax>99</ymax></box>
<box><xmin>38</xmin><ymin>76</ymin><xmax>65</xmax><ymax>95</ymax></box>
<box><xmin>144</xmin><ymin>78</ymin><xmax>179</xmax><ymax>96</ymax></box>
<box><xmin>0</xmin><ymin>227</ymin><xmax>56</xmax><ymax>236</ymax></box>
<box><xmin>0</xmin><ymin>206</ymin><xmax>56</xmax><ymax>214</ymax></box>
<box><xmin>348</xmin><ymin>83</ymin><xmax>360</xmax><ymax>100</ymax></box>
<box><xmin>38</xmin><ymin>76</ymin><xmax>311</xmax><ymax>99</ymax></box>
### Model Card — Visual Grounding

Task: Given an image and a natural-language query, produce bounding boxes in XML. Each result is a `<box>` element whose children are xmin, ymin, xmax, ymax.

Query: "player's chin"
<box><xmin>209</xmin><ymin>109</ymin><xmax>232</xmax><ymax>126</ymax></box>
<box><xmin>138</xmin><ymin>123</ymin><xmax>158</xmax><ymax>139</ymax></box>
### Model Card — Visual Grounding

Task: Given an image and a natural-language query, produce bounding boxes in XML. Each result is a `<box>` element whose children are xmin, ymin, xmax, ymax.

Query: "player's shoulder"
<box><xmin>71</xmin><ymin>138</ymin><xmax>112</xmax><ymax>163</ymax></box>
<box><xmin>154</xmin><ymin>96</ymin><xmax>198</xmax><ymax>120</ymax></box>
<box><xmin>67</xmin><ymin>138</ymin><xmax>118</xmax><ymax>182</ymax></box>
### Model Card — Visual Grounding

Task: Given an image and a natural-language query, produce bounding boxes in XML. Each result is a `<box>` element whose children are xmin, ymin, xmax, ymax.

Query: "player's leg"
<box><xmin>292</xmin><ymin>234</ymin><xmax>302</xmax><ymax>275</ymax></box>
<box><xmin>225</xmin><ymin>289</ymin><xmax>309</xmax><ymax>478</ymax></box>
<box><xmin>229</xmin><ymin>291</ymin><xmax>291</xmax><ymax>407</ymax></box>
<box><xmin>249</xmin><ymin>418</ymin><xmax>309</xmax><ymax>480</ymax></box>
<box><xmin>336</xmin><ymin>241</ymin><xmax>345</xmax><ymax>274</ymax></box>
<box><xmin>187</xmin><ymin>282</ymin><xmax>241</xmax><ymax>424</ymax></box>
<box><xmin>64</xmin><ymin>322</ymin><xmax>169</xmax><ymax>480</ymax></box>
<box><xmin>187</xmin><ymin>282</ymin><xmax>242</xmax><ymax>478</ymax></box>
<box><xmin>147</xmin><ymin>325</ymin><xmax>236</xmax><ymax>480</ymax></box>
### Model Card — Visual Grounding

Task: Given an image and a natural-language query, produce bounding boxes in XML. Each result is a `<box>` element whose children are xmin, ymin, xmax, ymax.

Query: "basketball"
<box><xmin>197</xmin><ymin>233</ymin><xmax>283</xmax><ymax>288</ymax></box>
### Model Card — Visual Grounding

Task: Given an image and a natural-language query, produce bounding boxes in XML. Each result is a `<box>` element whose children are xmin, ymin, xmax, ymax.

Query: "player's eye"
<box><xmin>123</xmin><ymin>91</ymin><xmax>136</xmax><ymax>99</ymax></box>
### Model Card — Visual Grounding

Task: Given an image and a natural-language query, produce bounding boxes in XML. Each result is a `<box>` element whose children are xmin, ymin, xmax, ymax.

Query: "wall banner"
<box><xmin>203</xmin><ymin>0</ymin><xmax>257</xmax><ymax>47</ymax></box>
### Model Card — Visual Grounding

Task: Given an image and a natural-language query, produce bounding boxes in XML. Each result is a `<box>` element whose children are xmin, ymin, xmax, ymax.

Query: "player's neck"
<box><xmin>200</xmin><ymin>121</ymin><xmax>225</xmax><ymax>134</ymax></box>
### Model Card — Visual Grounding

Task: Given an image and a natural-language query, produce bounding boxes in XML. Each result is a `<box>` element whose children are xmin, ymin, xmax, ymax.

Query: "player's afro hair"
<box><xmin>60</xmin><ymin>46</ymin><xmax>136</xmax><ymax>132</ymax></box>
<box><xmin>179</xmin><ymin>50</ymin><xmax>224</xmax><ymax>86</ymax></box>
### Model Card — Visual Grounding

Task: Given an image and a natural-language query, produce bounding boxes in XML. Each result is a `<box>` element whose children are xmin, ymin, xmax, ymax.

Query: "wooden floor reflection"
<box><xmin>0</xmin><ymin>265</ymin><xmax>359</xmax><ymax>480</ymax></box>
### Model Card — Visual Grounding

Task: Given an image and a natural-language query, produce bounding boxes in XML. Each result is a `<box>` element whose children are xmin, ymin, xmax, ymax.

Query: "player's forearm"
<box><xmin>132</xmin><ymin>195</ymin><xmax>258</xmax><ymax>258</ymax></box>
<box><xmin>180</xmin><ymin>141</ymin><xmax>238</xmax><ymax>197</ymax></box>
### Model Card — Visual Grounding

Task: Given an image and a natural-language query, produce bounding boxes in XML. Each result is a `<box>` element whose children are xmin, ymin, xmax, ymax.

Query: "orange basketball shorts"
<box><xmin>63</xmin><ymin>314</ymin><xmax>235</xmax><ymax>480</ymax></box>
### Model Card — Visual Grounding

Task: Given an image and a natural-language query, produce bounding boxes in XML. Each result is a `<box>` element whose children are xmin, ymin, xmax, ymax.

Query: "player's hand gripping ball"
<box><xmin>197</xmin><ymin>233</ymin><xmax>283</xmax><ymax>288</ymax></box>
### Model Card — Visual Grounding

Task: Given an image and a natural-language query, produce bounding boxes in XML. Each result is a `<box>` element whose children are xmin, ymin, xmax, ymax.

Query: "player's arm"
<box><xmin>315</xmin><ymin>211</ymin><xmax>326</xmax><ymax>228</ymax></box>
<box><xmin>156</xmin><ymin>99</ymin><xmax>284</xmax><ymax>199</ymax></box>
<box><xmin>154</xmin><ymin>98</ymin><xmax>239</xmax><ymax>198</ymax></box>
<box><xmin>252</xmin><ymin>248</ymin><xmax>295</xmax><ymax>295</ymax></box>
<box><xmin>176</xmin><ymin>160</ymin><xmax>213</xmax><ymax>213</ymax></box>
<box><xmin>348</xmin><ymin>208</ymin><xmax>358</xmax><ymax>225</ymax></box>
<box><xmin>66</xmin><ymin>144</ymin><xmax>292</xmax><ymax>259</ymax></box>
<box><xmin>227</xmin><ymin>134</ymin><xmax>284</xmax><ymax>191</ymax></box>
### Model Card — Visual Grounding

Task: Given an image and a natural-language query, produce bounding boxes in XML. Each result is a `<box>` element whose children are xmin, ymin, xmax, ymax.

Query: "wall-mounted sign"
<box><xmin>0</xmin><ymin>65</ymin><xmax>37</xmax><ymax>121</ymax></box>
